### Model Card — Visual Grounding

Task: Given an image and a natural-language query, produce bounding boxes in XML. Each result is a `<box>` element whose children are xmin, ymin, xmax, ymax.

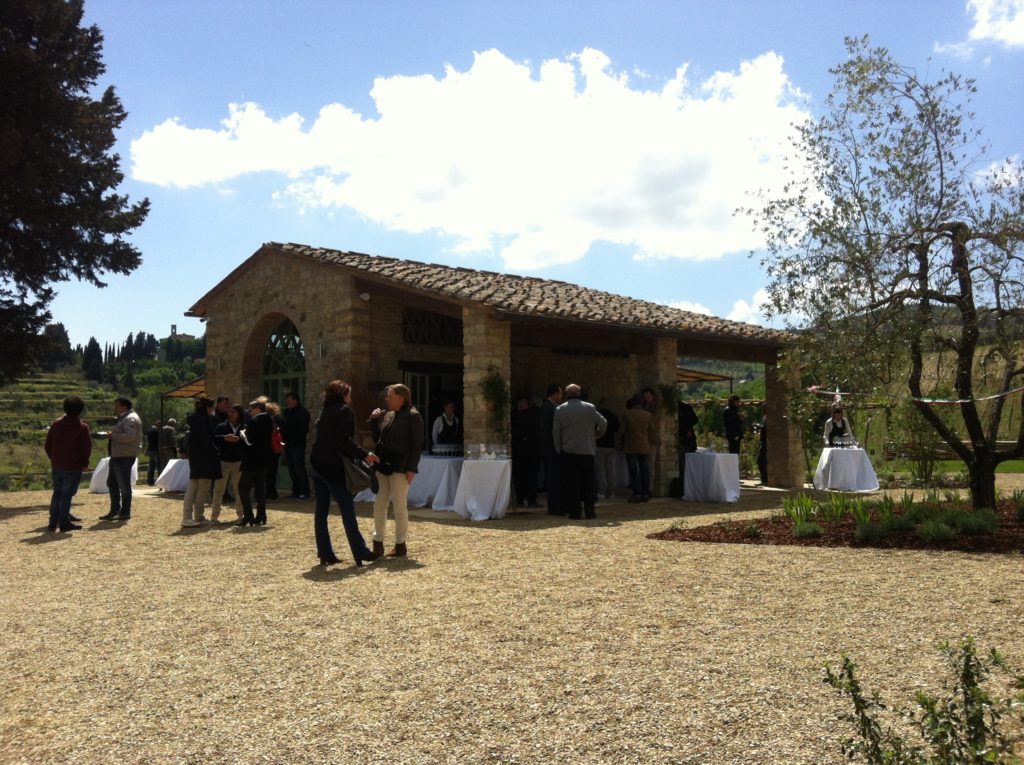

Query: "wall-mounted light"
<box><xmin>358</xmin><ymin>292</ymin><xmax>371</xmax><ymax>302</ymax></box>
<box><xmin>318</xmin><ymin>343</ymin><xmax>326</xmax><ymax>360</ymax></box>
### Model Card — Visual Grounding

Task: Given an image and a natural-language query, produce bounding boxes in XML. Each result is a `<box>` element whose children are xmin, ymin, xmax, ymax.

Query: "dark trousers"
<box><xmin>265</xmin><ymin>454</ymin><xmax>281</xmax><ymax>498</ymax></box>
<box><xmin>49</xmin><ymin>469</ymin><xmax>82</xmax><ymax>527</ymax></box>
<box><xmin>239</xmin><ymin>467</ymin><xmax>268</xmax><ymax>519</ymax></box>
<box><xmin>728</xmin><ymin>437</ymin><xmax>742</xmax><ymax>455</ymax></box>
<box><xmin>312</xmin><ymin>470</ymin><xmax>371</xmax><ymax>562</ymax></box>
<box><xmin>146</xmin><ymin>449</ymin><xmax>160</xmax><ymax>485</ymax></box>
<box><xmin>560</xmin><ymin>452</ymin><xmax>595</xmax><ymax>518</ymax></box>
<box><xmin>106</xmin><ymin>456</ymin><xmax>134</xmax><ymax>517</ymax></box>
<box><xmin>541</xmin><ymin>447</ymin><xmax>560</xmax><ymax>513</ymax></box>
<box><xmin>757</xmin><ymin>448</ymin><xmax>768</xmax><ymax>483</ymax></box>
<box><xmin>626</xmin><ymin>453</ymin><xmax>650</xmax><ymax>498</ymax></box>
<box><xmin>285</xmin><ymin>444</ymin><xmax>310</xmax><ymax>497</ymax></box>
<box><xmin>512</xmin><ymin>452</ymin><xmax>539</xmax><ymax>504</ymax></box>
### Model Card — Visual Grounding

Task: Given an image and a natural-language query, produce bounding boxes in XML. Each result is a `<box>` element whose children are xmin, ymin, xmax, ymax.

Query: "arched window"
<box><xmin>260</xmin><ymin>318</ymin><xmax>305</xmax><ymax>405</ymax></box>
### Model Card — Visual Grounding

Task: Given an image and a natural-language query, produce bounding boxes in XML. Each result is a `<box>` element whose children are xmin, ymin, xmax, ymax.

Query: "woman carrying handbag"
<box><xmin>309</xmin><ymin>380</ymin><xmax>383</xmax><ymax>567</ymax></box>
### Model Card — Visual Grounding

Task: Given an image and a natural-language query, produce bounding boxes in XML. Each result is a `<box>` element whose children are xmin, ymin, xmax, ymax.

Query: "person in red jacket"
<box><xmin>44</xmin><ymin>395</ymin><xmax>92</xmax><ymax>532</ymax></box>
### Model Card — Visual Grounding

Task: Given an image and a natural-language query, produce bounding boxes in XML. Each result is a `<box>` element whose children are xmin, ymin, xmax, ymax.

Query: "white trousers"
<box><xmin>373</xmin><ymin>472</ymin><xmax>411</xmax><ymax>544</ymax></box>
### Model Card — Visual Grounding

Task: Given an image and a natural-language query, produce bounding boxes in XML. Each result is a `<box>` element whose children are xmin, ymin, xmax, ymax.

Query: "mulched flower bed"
<box><xmin>649</xmin><ymin>502</ymin><xmax>1024</xmax><ymax>554</ymax></box>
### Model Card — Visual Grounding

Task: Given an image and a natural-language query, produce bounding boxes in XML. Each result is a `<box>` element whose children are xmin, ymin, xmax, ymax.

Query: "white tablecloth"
<box><xmin>88</xmin><ymin>457</ymin><xmax>140</xmax><ymax>493</ymax></box>
<box><xmin>452</xmin><ymin>459</ymin><xmax>512</xmax><ymax>521</ymax></box>
<box><xmin>154</xmin><ymin>459</ymin><xmax>191</xmax><ymax>492</ymax></box>
<box><xmin>353</xmin><ymin>456</ymin><xmax>465</xmax><ymax>509</ymax></box>
<box><xmin>813</xmin><ymin>448</ymin><xmax>879</xmax><ymax>491</ymax></box>
<box><xmin>683</xmin><ymin>452</ymin><xmax>740</xmax><ymax>503</ymax></box>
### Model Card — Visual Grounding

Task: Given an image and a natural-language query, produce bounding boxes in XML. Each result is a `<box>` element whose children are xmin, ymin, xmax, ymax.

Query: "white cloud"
<box><xmin>726</xmin><ymin>288</ymin><xmax>770</xmax><ymax>324</ymax></box>
<box><xmin>665</xmin><ymin>299</ymin><xmax>713</xmax><ymax>316</ymax></box>
<box><xmin>968</xmin><ymin>0</ymin><xmax>1024</xmax><ymax>46</ymax></box>
<box><xmin>131</xmin><ymin>48</ymin><xmax>810</xmax><ymax>270</ymax></box>
<box><xmin>935</xmin><ymin>0</ymin><xmax>1024</xmax><ymax>56</ymax></box>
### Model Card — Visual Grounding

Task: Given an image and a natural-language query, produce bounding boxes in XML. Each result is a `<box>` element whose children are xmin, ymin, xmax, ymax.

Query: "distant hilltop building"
<box><xmin>157</xmin><ymin>324</ymin><xmax>199</xmax><ymax>362</ymax></box>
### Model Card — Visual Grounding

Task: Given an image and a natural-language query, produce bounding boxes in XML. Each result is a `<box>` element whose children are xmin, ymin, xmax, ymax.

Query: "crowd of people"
<box><xmin>41</xmin><ymin>382</ymin><xmax>424</xmax><ymax>567</ymax></box>
<box><xmin>42</xmin><ymin>378</ymin><xmax>777</xmax><ymax>563</ymax></box>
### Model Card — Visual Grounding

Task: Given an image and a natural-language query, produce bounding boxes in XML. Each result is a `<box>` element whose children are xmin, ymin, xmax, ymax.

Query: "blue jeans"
<box><xmin>106</xmin><ymin>456</ymin><xmax>134</xmax><ymax>516</ymax></box>
<box><xmin>49</xmin><ymin>469</ymin><xmax>82</xmax><ymax>527</ymax></box>
<box><xmin>626</xmin><ymin>453</ymin><xmax>650</xmax><ymax>498</ymax></box>
<box><xmin>312</xmin><ymin>469</ymin><xmax>371</xmax><ymax>562</ymax></box>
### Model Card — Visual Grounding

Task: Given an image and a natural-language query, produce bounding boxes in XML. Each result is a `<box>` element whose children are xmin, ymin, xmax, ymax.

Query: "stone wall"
<box><xmin>202</xmin><ymin>254</ymin><xmax>353</xmax><ymax>411</ymax></box>
<box><xmin>765</xmin><ymin>361</ymin><xmax>805</xmax><ymax>488</ymax></box>
<box><xmin>462</xmin><ymin>306</ymin><xmax>511</xmax><ymax>447</ymax></box>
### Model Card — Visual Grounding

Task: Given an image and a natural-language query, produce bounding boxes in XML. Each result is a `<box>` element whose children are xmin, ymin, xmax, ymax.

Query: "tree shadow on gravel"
<box><xmin>0</xmin><ymin>504</ymin><xmax>49</xmax><ymax>522</ymax></box>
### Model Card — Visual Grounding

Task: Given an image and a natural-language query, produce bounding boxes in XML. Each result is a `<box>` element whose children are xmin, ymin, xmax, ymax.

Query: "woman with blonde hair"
<box><xmin>368</xmin><ymin>383</ymin><xmax>424</xmax><ymax>557</ymax></box>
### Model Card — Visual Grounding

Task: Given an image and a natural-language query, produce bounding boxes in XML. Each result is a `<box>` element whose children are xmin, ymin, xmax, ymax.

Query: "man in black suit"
<box><xmin>539</xmin><ymin>384</ymin><xmax>562</xmax><ymax>515</ymax></box>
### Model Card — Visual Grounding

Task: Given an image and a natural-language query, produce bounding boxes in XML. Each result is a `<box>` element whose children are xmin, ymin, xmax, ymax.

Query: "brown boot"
<box><xmin>372</xmin><ymin>540</ymin><xmax>385</xmax><ymax>557</ymax></box>
<box><xmin>388</xmin><ymin>542</ymin><xmax>407</xmax><ymax>557</ymax></box>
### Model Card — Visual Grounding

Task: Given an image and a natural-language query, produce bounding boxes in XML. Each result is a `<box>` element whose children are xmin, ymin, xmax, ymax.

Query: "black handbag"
<box><xmin>344</xmin><ymin>458</ymin><xmax>379</xmax><ymax>494</ymax></box>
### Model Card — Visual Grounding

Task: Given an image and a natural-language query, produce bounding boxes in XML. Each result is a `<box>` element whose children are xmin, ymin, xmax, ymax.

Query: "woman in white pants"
<box><xmin>368</xmin><ymin>384</ymin><xmax>424</xmax><ymax>557</ymax></box>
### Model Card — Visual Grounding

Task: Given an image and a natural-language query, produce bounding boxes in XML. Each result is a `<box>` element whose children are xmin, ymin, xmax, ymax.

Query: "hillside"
<box><xmin>0</xmin><ymin>367</ymin><xmax>197</xmax><ymax>489</ymax></box>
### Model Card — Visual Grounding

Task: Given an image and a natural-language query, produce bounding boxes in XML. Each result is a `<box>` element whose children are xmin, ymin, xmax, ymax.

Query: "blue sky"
<box><xmin>54</xmin><ymin>0</ymin><xmax>1024</xmax><ymax>348</ymax></box>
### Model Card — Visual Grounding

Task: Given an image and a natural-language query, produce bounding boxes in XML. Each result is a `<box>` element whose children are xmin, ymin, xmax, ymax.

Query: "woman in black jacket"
<box><xmin>368</xmin><ymin>383</ymin><xmax>424</xmax><ymax>558</ymax></box>
<box><xmin>181</xmin><ymin>398</ymin><xmax>221</xmax><ymax>527</ymax></box>
<box><xmin>309</xmin><ymin>380</ymin><xmax>382</xmax><ymax>566</ymax></box>
<box><xmin>238</xmin><ymin>399</ymin><xmax>274</xmax><ymax>526</ymax></box>
<box><xmin>211</xmin><ymin>405</ymin><xmax>245</xmax><ymax>522</ymax></box>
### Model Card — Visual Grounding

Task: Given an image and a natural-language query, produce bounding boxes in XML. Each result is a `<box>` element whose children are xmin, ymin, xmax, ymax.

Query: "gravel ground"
<box><xmin>2</xmin><ymin>480</ymin><xmax>1023</xmax><ymax>765</ymax></box>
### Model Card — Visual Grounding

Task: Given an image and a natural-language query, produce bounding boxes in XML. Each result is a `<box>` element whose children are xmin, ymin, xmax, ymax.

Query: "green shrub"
<box><xmin>793</xmin><ymin>521</ymin><xmax>824</xmax><ymax>538</ymax></box>
<box><xmin>742</xmin><ymin>521</ymin><xmax>762</xmax><ymax>539</ymax></box>
<box><xmin>881</xmin><ymin>513</ymin><xmax>916</xmax><ymax>534</ymax></box>
<box><xmin>854</xmin><ymin>522</ymin><xmax>886</xmax><ymax>543</ymax></box>
<box><xmin>824</xmin><ymin>637</ymin><xmax>1024</xmax><ymax>765</ymax></box>
<box><xmin>917</xmin><ymin>520</ymin><xmax>956</xmax><ymax>543</ymax></box>
<box><xmin>951</xmin><ymin>508</ymin><xmax>998</xmax><ymax>536</ymax></box>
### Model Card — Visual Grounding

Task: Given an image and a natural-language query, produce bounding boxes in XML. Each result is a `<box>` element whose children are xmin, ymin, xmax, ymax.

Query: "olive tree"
<box><xmin>748</xmin><ymin>37</ymin><xmax>1024</xmax><ymax>509</ymax></box>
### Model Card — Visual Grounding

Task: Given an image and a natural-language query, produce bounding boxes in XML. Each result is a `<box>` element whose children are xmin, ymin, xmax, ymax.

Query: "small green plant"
<box><xmin>899</xmin><ymin>491</ymin><xmax>915</xmax><ymax>516</ymax></box>
<box><xmin>478</xmin><ymin>364</ymin><xmax>511</xmax><ymax>444</ymax></box>
<box><xmin>854</xmin><ymin>522</ymin><xmax>886</xmax><ymax>544</ymax></box>
<box><xmin>793</xmin><ymin>520</ymin><xmax>824</xmax><ymax>538</ymax></box>
<box><xmin>850</xmin><ymin>497</ymin><xmax>872</xmax><ymax>527</ymax></box>
<box><xmin>877</xmin><ymin>493</ymin><xmax>895</xmax><ymax>518</ymax></box>
<box><xmin>820</xmin><ymin>492</ymin><xmax>850</xmax><ymax>524</ymax></box>
<box><xmin>783</xmin><ymin>493</ymin><xmax>815</xmax><ymax>525</ymax></box>
<box><xmin>881</xmin><ymin>513</ymin><xmax>916</xmax><ymax>534</ymax></box>
<box><xmin>742</xmin><ymin>521</ymin><xmax>762</xmax><ymax>539</ymax></box>
<box><xmin>824</xmin><ymin>637</ymin><xmax>1024</xmax><ymax>765</ymax></box>
<box><xmin>916</xmin><ymin>520</ymin><xmax>956</xmax><ymax>544</ymax></box>
<box><xmin>942</xmin><ymin>489</ymin><xmax>960</xmax><ymax>505</ymax></box>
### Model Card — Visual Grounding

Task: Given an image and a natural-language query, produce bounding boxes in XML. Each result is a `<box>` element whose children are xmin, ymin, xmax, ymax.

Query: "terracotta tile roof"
<box><xmin>273</xmin><ymin>242</ymin><xmax>787</xmax><ymax>345</ymax></box>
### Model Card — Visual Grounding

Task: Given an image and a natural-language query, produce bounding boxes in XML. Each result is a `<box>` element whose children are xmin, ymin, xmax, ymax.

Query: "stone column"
<box><xmin>636</xmin><ymin>336</ymin><xmax>679</xmax><ymax>496</ymax></box>
<box><xmin>765</xmin><ymin>360</ymin><xmax>805</xmax><ymax>488</ymax></box>
<box><xmin>462</xmin><ymin>306</ymin><xmax>511</xmax><ymax>449</ymax></box>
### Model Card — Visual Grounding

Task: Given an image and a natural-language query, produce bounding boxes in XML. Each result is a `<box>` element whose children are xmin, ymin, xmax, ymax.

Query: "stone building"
<box><xmin>186</xmin><ymin>242</ymin><xmax>802</xmax><ymax>493</ymax></box>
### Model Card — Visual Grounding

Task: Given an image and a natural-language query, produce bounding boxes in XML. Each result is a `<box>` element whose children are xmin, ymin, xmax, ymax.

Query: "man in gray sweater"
<box><xmin>99</xmin><ymin>397</ymin><xmax>143</xmax><ymax>522</ymax></box>
<box><xmin>553</xmin><ymin>384</ymin><xmax>607</xmax><ymax>519</ymax></box>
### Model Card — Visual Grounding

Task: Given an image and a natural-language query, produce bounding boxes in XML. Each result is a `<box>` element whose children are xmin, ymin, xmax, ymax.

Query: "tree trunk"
<box><xmin>967</xmin><ymin>454</ymin><xmax>998</xmax><ymax>510</ymax></box>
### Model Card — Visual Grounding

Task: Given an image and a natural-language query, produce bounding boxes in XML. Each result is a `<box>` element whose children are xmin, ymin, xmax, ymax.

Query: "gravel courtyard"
<box><xmin>3</xmin><ymin>481</ymin><xmax>1023</xmax><ymax>764</ymax></box>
